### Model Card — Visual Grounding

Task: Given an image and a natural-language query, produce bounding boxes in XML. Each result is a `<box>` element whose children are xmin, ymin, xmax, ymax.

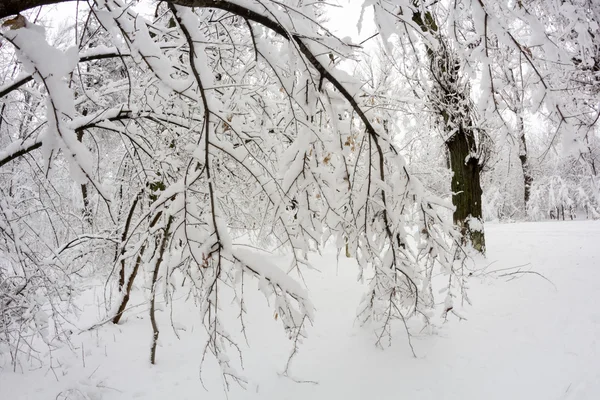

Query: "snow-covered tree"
<box><xmin>0</xmin><ymin>0</ymin><xmax>462</xmax><ymax>380</ymax></box>
<box><xmin>367</xmin><ymin>0</ymin><xmax>599</xmax><ymax>224</ymax></box>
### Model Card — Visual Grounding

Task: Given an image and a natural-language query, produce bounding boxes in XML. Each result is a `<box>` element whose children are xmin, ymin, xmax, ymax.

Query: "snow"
<box><xmin>3</xmin><ymin>20</ymin><xmax>107</xmax><ymax>195</ymax></box>
<box><xmin>466</xmin><ymin>215</ymin><xmax>484</xmax><ymax>232</ymax></box>
<box><xmin>2</xmin><ymin>220</ymin><xmax>600</xmax><ymax>399</ymax></box>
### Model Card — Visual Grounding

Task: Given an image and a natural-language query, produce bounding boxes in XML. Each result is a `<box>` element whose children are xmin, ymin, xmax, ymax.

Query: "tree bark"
<box><xmin>447</xmin><ymin>128</ymin><xmax>485</xmax><ymax>252</ymax></box>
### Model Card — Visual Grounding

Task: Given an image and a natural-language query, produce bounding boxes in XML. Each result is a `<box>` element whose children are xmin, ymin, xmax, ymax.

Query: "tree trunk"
<box><xmin>76</xmin><ymin>129</ymin><xmax>92</xmax><ymax>224</ymax></box>
<box><xmin>516</xmin><ymin>114</ymin><xmax>533</xmax><ymax>213</ymax></box>
<box><xmin>412</xmin><ymin>6</ymin><xmax>486</xmax><ymax>253</ymax></box>
<box><xmin>112</xmin><ymin>246</ymin><xmax>145</xmax><ymax>324</ymax></box>
<box><xmin>447</xmin><ymin>129</ymin><xmax>485</xmax><ymax>252</ymax></box>
<box><xmin>112</xmin><ymin>208</ymin><xmax>160</xmax><ymax>324</ymax></box>
<box><xmin>150</xmin><ymin>215</ymin><xmax>173</xmax><ymax>365</ymax></box>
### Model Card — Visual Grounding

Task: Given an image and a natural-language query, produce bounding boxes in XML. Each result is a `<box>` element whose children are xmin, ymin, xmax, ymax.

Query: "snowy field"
<box><xmin>1</xmin><ymin>220</ymin><xmax>599</xmax><ymax>400</ymax></box>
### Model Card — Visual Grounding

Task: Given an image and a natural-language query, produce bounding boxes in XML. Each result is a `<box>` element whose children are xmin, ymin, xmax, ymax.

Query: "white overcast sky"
<box><xmin>40</xmin><ymin>0</ymin><xmax>375</xmax><ymax>46</ymax></box>
<box><xmin>326</xmin><ymin>0</ymin><xmax>376</xmax><ymax>42</ymax></box>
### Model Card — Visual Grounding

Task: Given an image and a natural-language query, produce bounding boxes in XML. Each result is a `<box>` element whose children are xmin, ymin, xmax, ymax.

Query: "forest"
<box><xmin>0</xmin><ymin>1</ymin><xmax>599</xmax><ymax>399</ymax></box>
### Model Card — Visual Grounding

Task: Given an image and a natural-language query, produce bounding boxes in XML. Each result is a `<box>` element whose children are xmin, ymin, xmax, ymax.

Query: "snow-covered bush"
<box><xmin>0</xmin><ymin>0</ymin><xmax>464</xmax><ymax>380</ymax></box>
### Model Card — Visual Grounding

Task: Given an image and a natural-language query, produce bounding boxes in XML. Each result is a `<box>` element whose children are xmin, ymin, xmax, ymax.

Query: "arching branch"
<box><xmin>1</xmin><ymin>50</ymin><xmax>135</xmax><ymax>99</ymax></box>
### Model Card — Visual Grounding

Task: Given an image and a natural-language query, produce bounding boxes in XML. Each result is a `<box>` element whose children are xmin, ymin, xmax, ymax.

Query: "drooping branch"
<box><xmin>150</xmin><ymin>215</ymin><xmax>173</xmax><ymax>364</ymax></box>
<box><xmin>0</xmin><ymin>0</ymin><xmax>272</xmax><ymax>21</ymax></box>
<box><xmin>180</xmin><ymin>0</ymin><xmax>398</xmax><ymax>245</ymax></box>
<box><xmin>0</xmin><ymin>140</ymin><xmax>42</xmax><ymax>168</ymax></box>
<box><xmin>0</xmin><ymin>109</ymin><xmax>136</xmax><ymax>167</ymax></box>
<box><xmin>0</xmin><ymin>75</ymin><xmax>33</xmax><ymax>98</ymax></box>
<box><xmin>1</xmin><ymin>50</ymin><xmax>136</xmax><ymax>99</ymax></box>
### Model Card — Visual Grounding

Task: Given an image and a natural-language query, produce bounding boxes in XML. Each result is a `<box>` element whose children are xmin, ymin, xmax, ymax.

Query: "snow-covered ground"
<box><xmin>2</xmin><ymin>220</ymin><xmax>599</xmax><ymax>399</ymax></box>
